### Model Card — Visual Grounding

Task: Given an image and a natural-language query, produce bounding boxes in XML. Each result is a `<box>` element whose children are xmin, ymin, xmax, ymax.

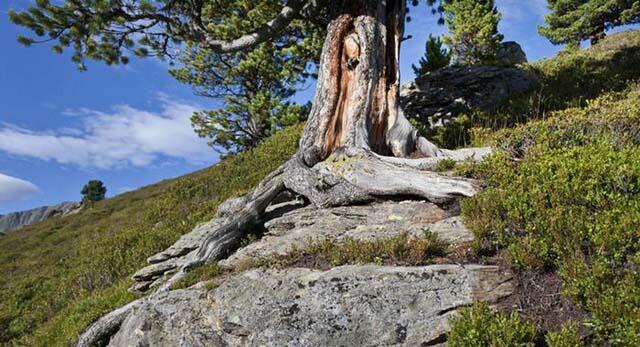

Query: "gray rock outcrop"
<box><xmin>111</xmin><ymin>265</ymin><xmax>513</xmax><ymax>347</ymax></box>
<box><xmin>400</xmin><ymin>65</ymin><xmax>534</xmax><ymax>129</ymax></box>
<box><xmin>0</xmin><ymin>201</ymin><xmax>81</xmax><ymax>233</ymax></box>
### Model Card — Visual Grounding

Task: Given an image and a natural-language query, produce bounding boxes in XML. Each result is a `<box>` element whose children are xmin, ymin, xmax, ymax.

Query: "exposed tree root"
<box><xmin>193</xmin><ymin>147</ymin><xmax>484</xmax><ymax>265</ymax></box>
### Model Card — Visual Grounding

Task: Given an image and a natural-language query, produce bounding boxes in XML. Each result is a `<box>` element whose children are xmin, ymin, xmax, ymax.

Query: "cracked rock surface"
<box><xmin>111</xmin><ymin>265</ymin><xmax>513</xmax><ymax>347</ymax></box>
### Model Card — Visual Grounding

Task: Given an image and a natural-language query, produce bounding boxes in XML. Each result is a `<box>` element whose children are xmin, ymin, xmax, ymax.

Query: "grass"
<box><xmin>0</xmin><ymin>124</ymin><xmax>303</xmax><ymax>346</ymax></box>
<box><xmin>167</xmin><ymin>231</ymin><xmax>449</xmax><ymax>292</ymax></box>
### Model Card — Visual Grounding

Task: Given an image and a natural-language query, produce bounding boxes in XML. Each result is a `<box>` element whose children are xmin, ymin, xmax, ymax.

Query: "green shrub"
<box><xmin>546</xmin><ymin>321</ymin><xmax>584</xmax><ymax>347</ymax></box>
<box><xmin>448</xmin><ymin>303</ymin><xmax>538</xmax><ymax>347</ymax></box>
<box><xmin>172</xmin><ymin>262</ymin><xmax>223</xmax><ymax>290</ymax></box>
<box><xmin>435</xmin><ymin>158</ymin><xmax>457</xmax><ymax>172</ymax></box>
<box><xmin>461</xmin><ymin>87</ymin><xmax>640</xmax><ymax>344</ymax></box>
<box><xmin>0</xmin><ymin>124</ymin><xmax>303</xmax><ymax>346</ymax></box>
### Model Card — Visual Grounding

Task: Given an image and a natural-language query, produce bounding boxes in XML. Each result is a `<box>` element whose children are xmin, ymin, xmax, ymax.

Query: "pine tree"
<box><xmin>539</xmin><ymin>0</ymin><xmax>640</xmax><ymax>46</ymax></box>
<box><xmin>81</xmin><ymin>180</ymin><xmax>107</xmax><ymax>203</ymax></box>
<box><xmin>442</xmin><ymin>0</ymin><xmax>504</xmax><ymax>65</ymax></box>
<box><xmin>412</xmin><ymin>34</ymin><xmax>451</xmax><ymax>77</ymax></box>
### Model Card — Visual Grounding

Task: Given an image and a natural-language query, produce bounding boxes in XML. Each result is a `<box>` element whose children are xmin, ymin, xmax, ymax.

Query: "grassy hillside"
<box><xmin>0</xmin><ymin>124</ymin><xmax>302</xmax><ymax>346</ymax></box>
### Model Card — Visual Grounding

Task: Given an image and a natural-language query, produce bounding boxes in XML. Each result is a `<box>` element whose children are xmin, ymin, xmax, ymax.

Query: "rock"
<box><xmin>0</xmin><ymin>201</ymin><xmax>82</xmax><ymax>233</ymax></box>
<box><xmin>110</xmin><ymin>265</ymin><xmax>513</xmax><ymax>347</ymax></box>
<box><xmin>400</xmin><ymin>65</ymin><xmax>533</xmax><ymax>130</ymax></box>
<box><xmin>496</xmin><ymin>41</ymin><xmax>528</xmax><ymax>65</ymax></box>
<box><xmin>131</xmin><ymin>199</ymin><xmax>476</xmax><ymax>292</ymax></box>
<box><xmin>221</xmin><ymin>201</ymin><xmax>473</xmax><ymax>269</ymax></box>
<box><xmin>132</xmin><ymin>262</ymin><xmax>177</xmax><ymax>281</ymax></box>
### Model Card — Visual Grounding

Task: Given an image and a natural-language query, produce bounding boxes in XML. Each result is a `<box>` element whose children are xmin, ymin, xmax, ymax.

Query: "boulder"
<box><xmin>496</xmin><ymin>41</ymin><xmax>528</xmax><ymax>66</ymax></box>
<box><xmin>110</xmin><ymin>265</ymin><xmax>513</xmax><ymax>347</ymax></box>
<box><xmin>221</xmin><ymin>201</ymin><xmax>473</xmax><ymax>269</ymax></box>
<box><xmin>400</xmin><ymin>65</ymin><xmax>533</xmax><ymax>130</ymax></box>
<box><xmin>133</xmin><ymin>200</ymin><xmax>476</xmax><ymax>291</ymax></box>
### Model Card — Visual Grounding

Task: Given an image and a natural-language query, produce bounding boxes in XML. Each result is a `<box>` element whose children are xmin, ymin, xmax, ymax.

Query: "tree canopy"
<box><xmin>412</xmin><ymin>34</ymin><xmax>451</xmax><ymax>77</ymax></box>
<box><xmin>539</xmin><ymin>0</ymin><xmax>640</xmax><ymax>46</ymax></box>
<box><xmin>442</xmin><ymin>0</ymin><xmax>503</xmax><ymax>65</ymax></box>
<box><xmin>81</xmin><ymin>180</ymin><xmax>107</xmax><ymax>203</ymax></box>
<box><xmin>10</xmin><ymin>1</ymin><xmax>446</xmax><ymax>153</ymax></box>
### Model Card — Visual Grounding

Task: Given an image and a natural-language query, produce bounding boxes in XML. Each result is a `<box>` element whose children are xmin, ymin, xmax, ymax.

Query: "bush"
<box><xmin>461</xmin><ymin>87</ymin><xmax>640</xmax><ymax>344</ymax></box>
<box><xmin>546</xmin><ymin>321</ymin><xmax>583</xmax><ymax>347</ymax></box>
<box><xmin>448</xmin><ymin>303</ymin><xmax>538</xmax><ymax>347</ymax></box>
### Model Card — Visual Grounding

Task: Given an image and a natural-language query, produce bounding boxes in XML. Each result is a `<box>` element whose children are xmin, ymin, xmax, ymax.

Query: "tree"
<box><xmin>412</xmin><ymin>34</ymin><xmax>451</xmax><ymax>77</ymax></box>
<box><xmin>442</xmin><ymin>0</ymin><xmax>504</xmax><ymax>65</ymax></box>
<box><xmin>539</xmin><ymin>0</ymin><xmax>640</xmax><ymax>46</ymax></box>
<box><xmin>81</xmin><ymin>180</ymin><xmax>107</xmax><ymax>203</ymax></box>
<box><xmin>11</xmin><ymin>2</ymin><xmax>488</xmax><ymax>344</ymax></box>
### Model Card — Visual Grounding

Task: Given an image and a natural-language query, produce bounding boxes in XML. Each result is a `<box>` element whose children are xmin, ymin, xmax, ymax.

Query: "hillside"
<box><xmin>1</xmin><ymin>30</ymin><xmax>640</xmax><ymax>346</ymax></box>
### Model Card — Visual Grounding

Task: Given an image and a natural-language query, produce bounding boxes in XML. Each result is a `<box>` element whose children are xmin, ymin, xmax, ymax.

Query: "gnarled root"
<box><xmin>192</xmin><ymin>147</ymin><xmax>485</xmax><ymax>264</ymax></box>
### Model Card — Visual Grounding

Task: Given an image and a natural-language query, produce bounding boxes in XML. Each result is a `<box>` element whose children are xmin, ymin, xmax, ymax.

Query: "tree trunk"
<box><xmin>299</xmin><ymin>0</ymin><xmax>440</xmax><ymax>167</ymax></box>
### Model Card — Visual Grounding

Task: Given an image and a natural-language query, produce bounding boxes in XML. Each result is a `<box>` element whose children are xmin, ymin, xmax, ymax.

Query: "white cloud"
<box><xmin>0</xmin><ymin>96</ymin><xmax>215</xmax><ymax>169</ymax></box>
<box><xmin>0</xmin><ymin>173</ymin><xmax>39</xmax><ymax>203</ymax></box>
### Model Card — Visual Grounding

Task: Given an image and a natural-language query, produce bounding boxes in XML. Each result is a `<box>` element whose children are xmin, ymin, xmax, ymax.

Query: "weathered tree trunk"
<box><xmin>299</xmin><ymin>0</ymin><xmax>440</xmax><ymax>167</ymax></box>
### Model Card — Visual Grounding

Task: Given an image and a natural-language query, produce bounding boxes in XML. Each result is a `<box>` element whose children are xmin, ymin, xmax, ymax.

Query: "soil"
<box><xmin>497</xmin><ymin>270</ymin><xmax>591</xmax><ymax>340</ymax></box>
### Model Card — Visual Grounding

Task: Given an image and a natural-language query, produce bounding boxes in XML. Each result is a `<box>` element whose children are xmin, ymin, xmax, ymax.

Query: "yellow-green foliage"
<box><xmin>448</xmin><ymin>303</ymin><xmax>538</xmax><ymax>347</ymax></box>
<box><xmin>546</xmin><ymin>321</ymin><xmax>583</xmax><ymax>347</ymax></box>
<box><xmin>529</xmin><ymin>30</ymin><xmax>640</xmax><ymax>113</ymax></box>
<box><xmin>461</xmin><ymin>87</ymin><xmax>640</xmax><ymax>345</ymax></box>
<box><xmin>0</xmin><ymin>124</ymin><xmax>303</xmax><ymax>346</ymax></box>
<box><xmin>171</xmin><ymin>262</ymin><xmax>223</xmax><ymax>290</ymax></box>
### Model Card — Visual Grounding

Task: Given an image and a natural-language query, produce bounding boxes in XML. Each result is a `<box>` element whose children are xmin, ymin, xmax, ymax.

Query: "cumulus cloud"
<box><xmin>0</xmin><ymin>96</ymin><xmax>214</xmax><ymax>169</ymax></box>
<box><xmin>0</xmin><ymin>173</ymin><xmax>39</xmax><ymax>203</ymax></box>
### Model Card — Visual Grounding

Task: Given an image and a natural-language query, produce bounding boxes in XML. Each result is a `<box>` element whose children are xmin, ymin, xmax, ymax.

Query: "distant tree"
<box><xmin>412</xmin><ymin>34</ymin><xmax>452</xmax><ymax>77</ymax></box>
<box><xmin>442</xmin><ymin>0</ymin><xmax>504</xmax><ymax>65</ymax></box>
<box><xmin>81</xmin><ymin>180</ymin><xmax>106</xmax><ymax>203</ymax></box>
<box><xmin>539</xmin><ymin>0</ymin><xmax>640</xmax><ymax>46</ymax></box>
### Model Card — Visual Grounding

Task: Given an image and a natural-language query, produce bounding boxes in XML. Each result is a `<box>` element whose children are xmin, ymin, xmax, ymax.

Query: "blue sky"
<box><xmin>0</xmin><ymin>0</ymin><xmax>616</xmax><ymax>214</ymax></box>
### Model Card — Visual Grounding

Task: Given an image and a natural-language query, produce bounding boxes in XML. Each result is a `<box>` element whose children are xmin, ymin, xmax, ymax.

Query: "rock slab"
<box><xmin>110</xmin><ymin>265</ymin><xmax>513</xmax><ymax>347</ymax></box>
<box><xmin>400</xmin><ymin>65</ymin><xmax>533</xmax><ymax>129</ymax></box>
